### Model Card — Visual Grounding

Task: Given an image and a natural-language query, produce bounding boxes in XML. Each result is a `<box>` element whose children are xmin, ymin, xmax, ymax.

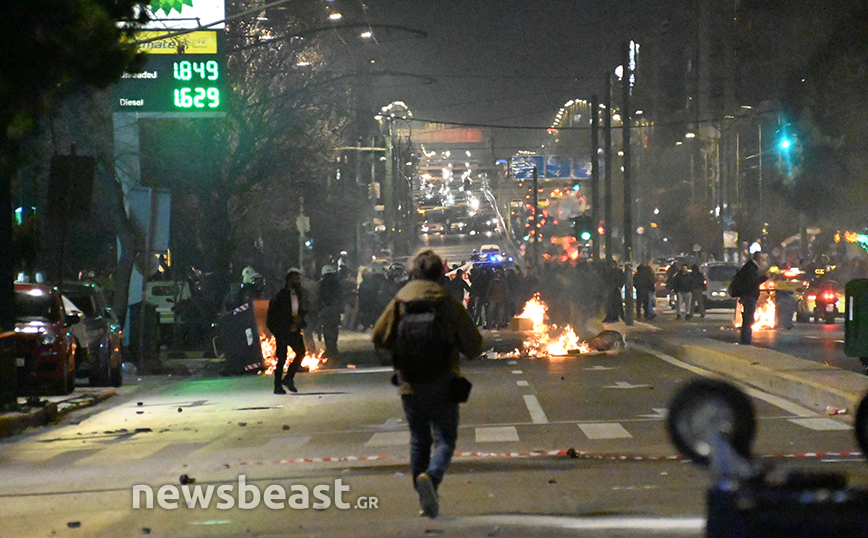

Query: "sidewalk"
<box><xmin>610</xmin><ymin>318</ymin><xmax>868</xmax><ymax>419</ymax></box>
<box><xmin>0</xmin><ymin>388</ymin><xmax>117</xmax><ymax>438</ymax></box>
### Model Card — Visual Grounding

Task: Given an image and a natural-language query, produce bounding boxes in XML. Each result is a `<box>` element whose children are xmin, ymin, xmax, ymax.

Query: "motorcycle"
<box><xmin>810</xmin><ymin>281</ymin><xmax>839</xmax><ymax>324</ymax></box>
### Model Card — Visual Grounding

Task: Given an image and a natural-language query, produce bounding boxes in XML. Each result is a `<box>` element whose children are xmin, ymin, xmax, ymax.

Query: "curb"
<box><xmin>636</xmin><ymin>332</ymin><xmax>868</xmax><ymax>416</ymax></box>
<box><xmin>0</xmin><ymin>390</ymin><xmax>117</xmax><ymax>439</ymax></box>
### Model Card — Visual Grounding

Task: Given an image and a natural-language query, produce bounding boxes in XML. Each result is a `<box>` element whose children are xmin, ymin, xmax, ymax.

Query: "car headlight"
<box><xmin>40</xmin><ymin>328</ymin><xmax>58</xmax><ymax>345</ymax></box>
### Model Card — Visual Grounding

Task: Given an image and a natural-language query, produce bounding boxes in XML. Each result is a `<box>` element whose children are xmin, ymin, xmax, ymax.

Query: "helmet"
<box><xmin>241</xmin><ymin>266</ymin><xmax>261</xmax><ymax>285</ymax></box>
<box><xmin>286</xmin><ymin>267</ymin><xmax>302</xmax><ymax>277</ymax></box>
<box><xmin>321</xmin><ymin>265</ymin><xmax>336</xmax><ymax>276</ymax></box>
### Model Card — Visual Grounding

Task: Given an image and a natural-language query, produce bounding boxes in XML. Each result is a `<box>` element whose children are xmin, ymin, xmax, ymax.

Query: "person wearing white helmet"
<box><xmin>266</xmin><ymin>268</ymin><xmax>307</xmax><ymax>393</ymax></box>
<box><xmin>317</xmin><ymin>265</ymin><xmax>341</xmax><ymax>358</ymax></box>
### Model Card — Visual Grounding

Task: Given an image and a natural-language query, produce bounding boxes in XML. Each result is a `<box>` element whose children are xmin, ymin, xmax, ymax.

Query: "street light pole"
<box><xmin>604</xmin><ymin>75</ymin><xmax>613</xmax><ymax>264</ymax></box>
<box><xmin>621</xmin><ymin>41</ymin><xmax>634</xmax><ymax>326</ymax></box>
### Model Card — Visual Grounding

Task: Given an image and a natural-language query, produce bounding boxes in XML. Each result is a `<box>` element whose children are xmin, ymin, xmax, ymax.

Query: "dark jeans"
<box><xmin>274</xmin><ymin>333</ymin><xmax>305</xmax><ymax>388</ymax></box>
<box><xmin>636</xmin><ymin>290</ymin><xmax>655</xmax><ymax>319</ymax></box>
<box><xmin>740</xmin><ymin>296</ymin><xmax>758</xmax><ymax>344</ymax></box>
<box><xmin>401</xmin><ymin>381</ymin><xmax>459</xmax><ymax>489</ymax></box>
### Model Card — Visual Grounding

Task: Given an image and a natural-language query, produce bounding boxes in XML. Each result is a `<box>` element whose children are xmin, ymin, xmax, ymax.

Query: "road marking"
<box><xmin>585</xmin><ymin>365</ymin><xmax>615</xmax><ymax>371</ymax></box>
<box><xmin>637</xmin><ymin>408</ymin><xmax>667</xmax><ymax>419</ymax></box>
<box><xmin>508</xmin><ymin>360</ymin><xmax>518</xmax><ymax>365</ymax></box>
<box><xmin>475</xmin><ymin>426</ymin><xmax>520</xmax><ymax>442</ymax></box>
<box><xmin>788</xmin><ymin>418</ymin><xmax>850</xmax><ymax>431</ymax></box>
<box><xmin>578</xmin><ymin>423</ymin><xmax>633</xmax><ymax>439</ymax></box>
<box><xmin>511</xmin><ymin>370</ymin><xmax>523</xmax><ymax>374</ymax></box>
<box><xmin>603</xmin><ymin>381</ymin><xmax>651</xmax><ymax>389</ymax></box>
<box><xmin>516</xmin><ymin>380</ymin><xmax>529</xmax><ymax>387</ymax></box>
<box><xmin>365</xmin><ymin>431</ymin><xmax>409</xmax><ymax>446</ymax></box>
<box><xmin>636</xmin><ymin>345</ymin><xmax>819</xmax><ymax>417</ymax></box>
<box><xmin>523</xmin><ymin>395</ymin><xmax>549</xmax><ymax>424</ymax></box>
<box><xmin>457</xmin><ymin>515</ymin><xmax>705</xmax><ymax>531</ymax></box>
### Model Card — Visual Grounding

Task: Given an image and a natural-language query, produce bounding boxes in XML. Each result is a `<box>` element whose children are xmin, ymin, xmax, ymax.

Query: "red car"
<box><xmin>12</xmin><ymin>283</ymin><xmax>79</xmax><ymax>395</ymax></box>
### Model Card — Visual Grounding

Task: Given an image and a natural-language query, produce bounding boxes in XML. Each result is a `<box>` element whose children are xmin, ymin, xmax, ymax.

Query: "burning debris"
<box><xmin>260</xmin><ymin>333</ymin><xmax>327</xmax><ymax>375</ymax></box>
<box><xmin>505</xmin><ymin>294</ymin><xmax>622</xmax><ymax>358</ymax></box>
<box><xmin>733</xmin><ymin>283</ymin><xmax>777</xmax><ymax>331</ymax></box>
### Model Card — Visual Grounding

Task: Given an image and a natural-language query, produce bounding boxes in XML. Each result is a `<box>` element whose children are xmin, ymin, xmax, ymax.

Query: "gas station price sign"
<box><xmin>113</xmin><ymin>30</ymin><xmax>227</xmax><ymax>114</ymax></box>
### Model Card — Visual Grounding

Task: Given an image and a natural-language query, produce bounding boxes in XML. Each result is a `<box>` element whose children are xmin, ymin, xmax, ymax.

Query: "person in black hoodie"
<box><xmin>266</xmin><ymin>268</ymin><xmax>307</xmax><ymax>394</ymax></box>
<box><xmin>633</xmin><ymin>264</ymin><xmax>657</xmax><ymax>320</ymax></box>
<box><xmin>730</xmin><ymin>252</ymin><xmax>769</xmax><ymax>345</ymax></box>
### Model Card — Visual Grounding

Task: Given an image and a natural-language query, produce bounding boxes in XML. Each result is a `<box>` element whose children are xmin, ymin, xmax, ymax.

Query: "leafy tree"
<box><xmin>0</xmin><ymin>1</ymin><xmax>146</xmax><ymax>330</ymax></box>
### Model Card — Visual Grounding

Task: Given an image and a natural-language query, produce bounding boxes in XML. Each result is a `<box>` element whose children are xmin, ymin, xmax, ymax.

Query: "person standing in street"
<box><xmin>603</xmin><ymin>260</ymin><xmax>625</xmax><ymax>323</ymax></box>
<box><xmin>266</xmin><ymin>268</ymin><xmax>306</xmax><ymax>394</ymax></box>
<box><xmin>633</xmin><ymin>263</ymin><xmax>657</xmax><ymax>320</ymax></box>
<box><xmin>671</xmin><ymin>264</ymin><xmax>694</xmax><ymax>320</ymax></box>
<box><xmin>372</xmin><ymin>249</ymin><xmax>482</xmax><ymax>519</ymax></box>
<box><xmin>730</xmin><ymin>251</ymin><xmax>769</xmax><ymax>345</ymax></box>
<box><xmin>316</xmin><ymin>264</ymin><xmax>342</xmax><ymax>359</ymax></box>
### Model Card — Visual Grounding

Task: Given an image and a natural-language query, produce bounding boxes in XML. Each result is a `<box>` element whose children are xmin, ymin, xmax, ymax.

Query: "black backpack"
<box><xmin>392</xmin><ymin>299</ymin><xmax>452</xmax><ymax>383</ymax></box>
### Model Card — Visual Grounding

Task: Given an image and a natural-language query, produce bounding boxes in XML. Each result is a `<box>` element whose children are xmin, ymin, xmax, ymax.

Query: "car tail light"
<box><xmin>823</xmin><ymin>291</ymin><xmax>837</xmax><ymax>301</ymax></box>
<box><xmin>808</xmin><ymin>294</ymin><xmax>816</xmax><ymax>301</ymax></box>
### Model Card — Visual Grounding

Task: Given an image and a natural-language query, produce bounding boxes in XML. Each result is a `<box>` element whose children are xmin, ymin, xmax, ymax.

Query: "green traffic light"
<box><xmin>779</xmin><ymin>138</ymin><xmax>791</xmax><ymax>150</ymax></box>
<box><xmin>580</xmin><ymin>230</ymin><xmax>592</xmax><ymax>241</ymax></box>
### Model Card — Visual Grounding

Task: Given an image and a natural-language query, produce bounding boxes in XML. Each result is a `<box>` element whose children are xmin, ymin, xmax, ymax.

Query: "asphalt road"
<box><xmin>0</xmin><ymin>330</ymin><xmax>864</xmax><ymax>537</ymax></box>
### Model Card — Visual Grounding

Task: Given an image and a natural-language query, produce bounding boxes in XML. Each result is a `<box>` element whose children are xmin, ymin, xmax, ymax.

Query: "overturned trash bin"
<box><xmin>215</xmin><ymin>302</ymin><xmax>263</xmax><ymax>375</ymax></box>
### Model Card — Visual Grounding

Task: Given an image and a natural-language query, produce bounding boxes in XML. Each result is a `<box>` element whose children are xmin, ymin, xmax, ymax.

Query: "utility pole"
<box><xmin>590</xmin><ymin>94</ymin><xmax>600</xmax><ymax>261</ymax></box>
<box><xmin>622</xmin><ymin>41</ymin><xmax>634</xmax><ymax>326</ymax></box>
<box><xmin>383</xmin><ymin>123</ymin><xmax>394</xmax><ymax>251</ymax></box>
<box><xmin>604</xmin><ymin>76</ymin><xmax>613</xmax><ymax>264</ymax></box>
<box><xmin>532</xmin><ymin>166</ymin><xmax>539</xmax><ymax>268</ymax></box>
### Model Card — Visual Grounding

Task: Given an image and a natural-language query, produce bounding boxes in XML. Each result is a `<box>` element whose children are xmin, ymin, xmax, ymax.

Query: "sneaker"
<box><xmin>283</xmin><ymin>378</ymin><xmax>298</xmax><ymax>393</ymax></box>
<box><xmin>273</xmin><ymin>387</ymin><xmax>287</xmax><ymax>395</ymax></box>
<box><xmin>415</xmin><ymin>473</ymin><xmax>439</xmax><ymax>518</ymax></box>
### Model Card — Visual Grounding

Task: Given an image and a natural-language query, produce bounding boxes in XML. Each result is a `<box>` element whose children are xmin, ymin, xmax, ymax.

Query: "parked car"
<box><xmin>61</xmin><ymin>282</ymin><xmax>123</xmax><ymax>387</ymax></box>
<box><xmin>700</xmin><ymin>262</ymin><xmax>740</xmax><ymax>309</ymax></box>
<box><xmin>11</xmin><ymin>283</ymin><xmax>78</xmax><ymax>395</ymax></box>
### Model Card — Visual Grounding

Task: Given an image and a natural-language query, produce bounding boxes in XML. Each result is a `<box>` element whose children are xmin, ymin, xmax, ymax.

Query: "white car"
<box><xmin>700</xmin><ymin>262</ymin><xmax>740</xmax><ymax>308</ymax></box>
<box><xmin>420</xmin><ymin>221</ymin><xmax>446</xmax><ymax>235</ymax></box>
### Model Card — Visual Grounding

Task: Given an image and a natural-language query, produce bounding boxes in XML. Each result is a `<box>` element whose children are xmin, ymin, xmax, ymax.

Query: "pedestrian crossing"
<box><xmin>2</xmin><ymin>412</ymin><xmax>850</xmax><ymax>472</ymax></box>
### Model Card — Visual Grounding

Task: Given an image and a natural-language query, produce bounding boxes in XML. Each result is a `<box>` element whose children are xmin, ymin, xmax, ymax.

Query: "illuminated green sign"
<box><xmin>113</xmin><ymin>31</ymin><xmax>226</xmax><ymax>114</ymax></box>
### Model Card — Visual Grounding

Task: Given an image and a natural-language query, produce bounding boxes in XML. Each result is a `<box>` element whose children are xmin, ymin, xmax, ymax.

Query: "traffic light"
<box><xmin>776</xmin><ymin>123</ymin><xmax>802</xmax><ymax>177</ymax></box>
<box><xmin>572</xmin><ymin>215</ymin><xmax>593</xmax><ymax>242</ymax></box>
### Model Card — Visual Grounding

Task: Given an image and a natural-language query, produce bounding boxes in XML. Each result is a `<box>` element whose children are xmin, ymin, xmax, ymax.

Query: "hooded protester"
<box><xmin>372</xmin><ymin>249</ymin><xmax>482</xmax><ymax>519</ymax></box>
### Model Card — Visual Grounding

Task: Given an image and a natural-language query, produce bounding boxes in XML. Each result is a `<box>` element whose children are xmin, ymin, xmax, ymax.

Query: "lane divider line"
<box><xmin>523</xmin><ymin>394</ymin><xmax>549</xmax><ymax>424</ymax></box>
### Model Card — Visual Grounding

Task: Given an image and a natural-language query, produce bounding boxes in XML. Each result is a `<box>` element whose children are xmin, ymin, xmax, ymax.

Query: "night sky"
<box><xmin>361</xmin><ymin>0</ymin><xmax>665</xmax><ymax>153</ymax></box>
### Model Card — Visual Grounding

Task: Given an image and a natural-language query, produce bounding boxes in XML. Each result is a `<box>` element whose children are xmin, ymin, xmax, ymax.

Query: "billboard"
<box><xmin>113</xmin><ymin>31</ymin><xmax>225</xmax><ymax>113</ymax></box>
<box><xmin>510</xmin><ymin>156</ymin><xmax>592</xmax><ymax>180</ymax></box>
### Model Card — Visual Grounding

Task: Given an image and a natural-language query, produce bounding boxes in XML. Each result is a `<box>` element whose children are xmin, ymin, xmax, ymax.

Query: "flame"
<box><xmin>518</xmin><ymin>293</ymin><xmax>548</xmax><ymax>332</ymax></box>
<box><xmin>517</xmin><ymin>294</ymin><xmax>593</xmax><ymax>357</ymax></box>
<box><xmin>734</xmin><ymin>292</ymin><xmax>776</xmax><ymax>331</ymax></box>
<box><xmin>260</xmin><ymin>333</ymin><xmax>327</xmax><ymax>375</ymax></box>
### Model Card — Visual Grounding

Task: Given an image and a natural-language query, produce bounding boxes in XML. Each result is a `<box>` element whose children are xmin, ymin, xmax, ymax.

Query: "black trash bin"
<box><xmin>215</xmin><ymin>302</ymin><xmax>263</xmax><ymax>375</ymax></box>
<box><xmin>844</xmin><ymin>279</ymin><xmax>868</xmax><ymax>372</ymax></box>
